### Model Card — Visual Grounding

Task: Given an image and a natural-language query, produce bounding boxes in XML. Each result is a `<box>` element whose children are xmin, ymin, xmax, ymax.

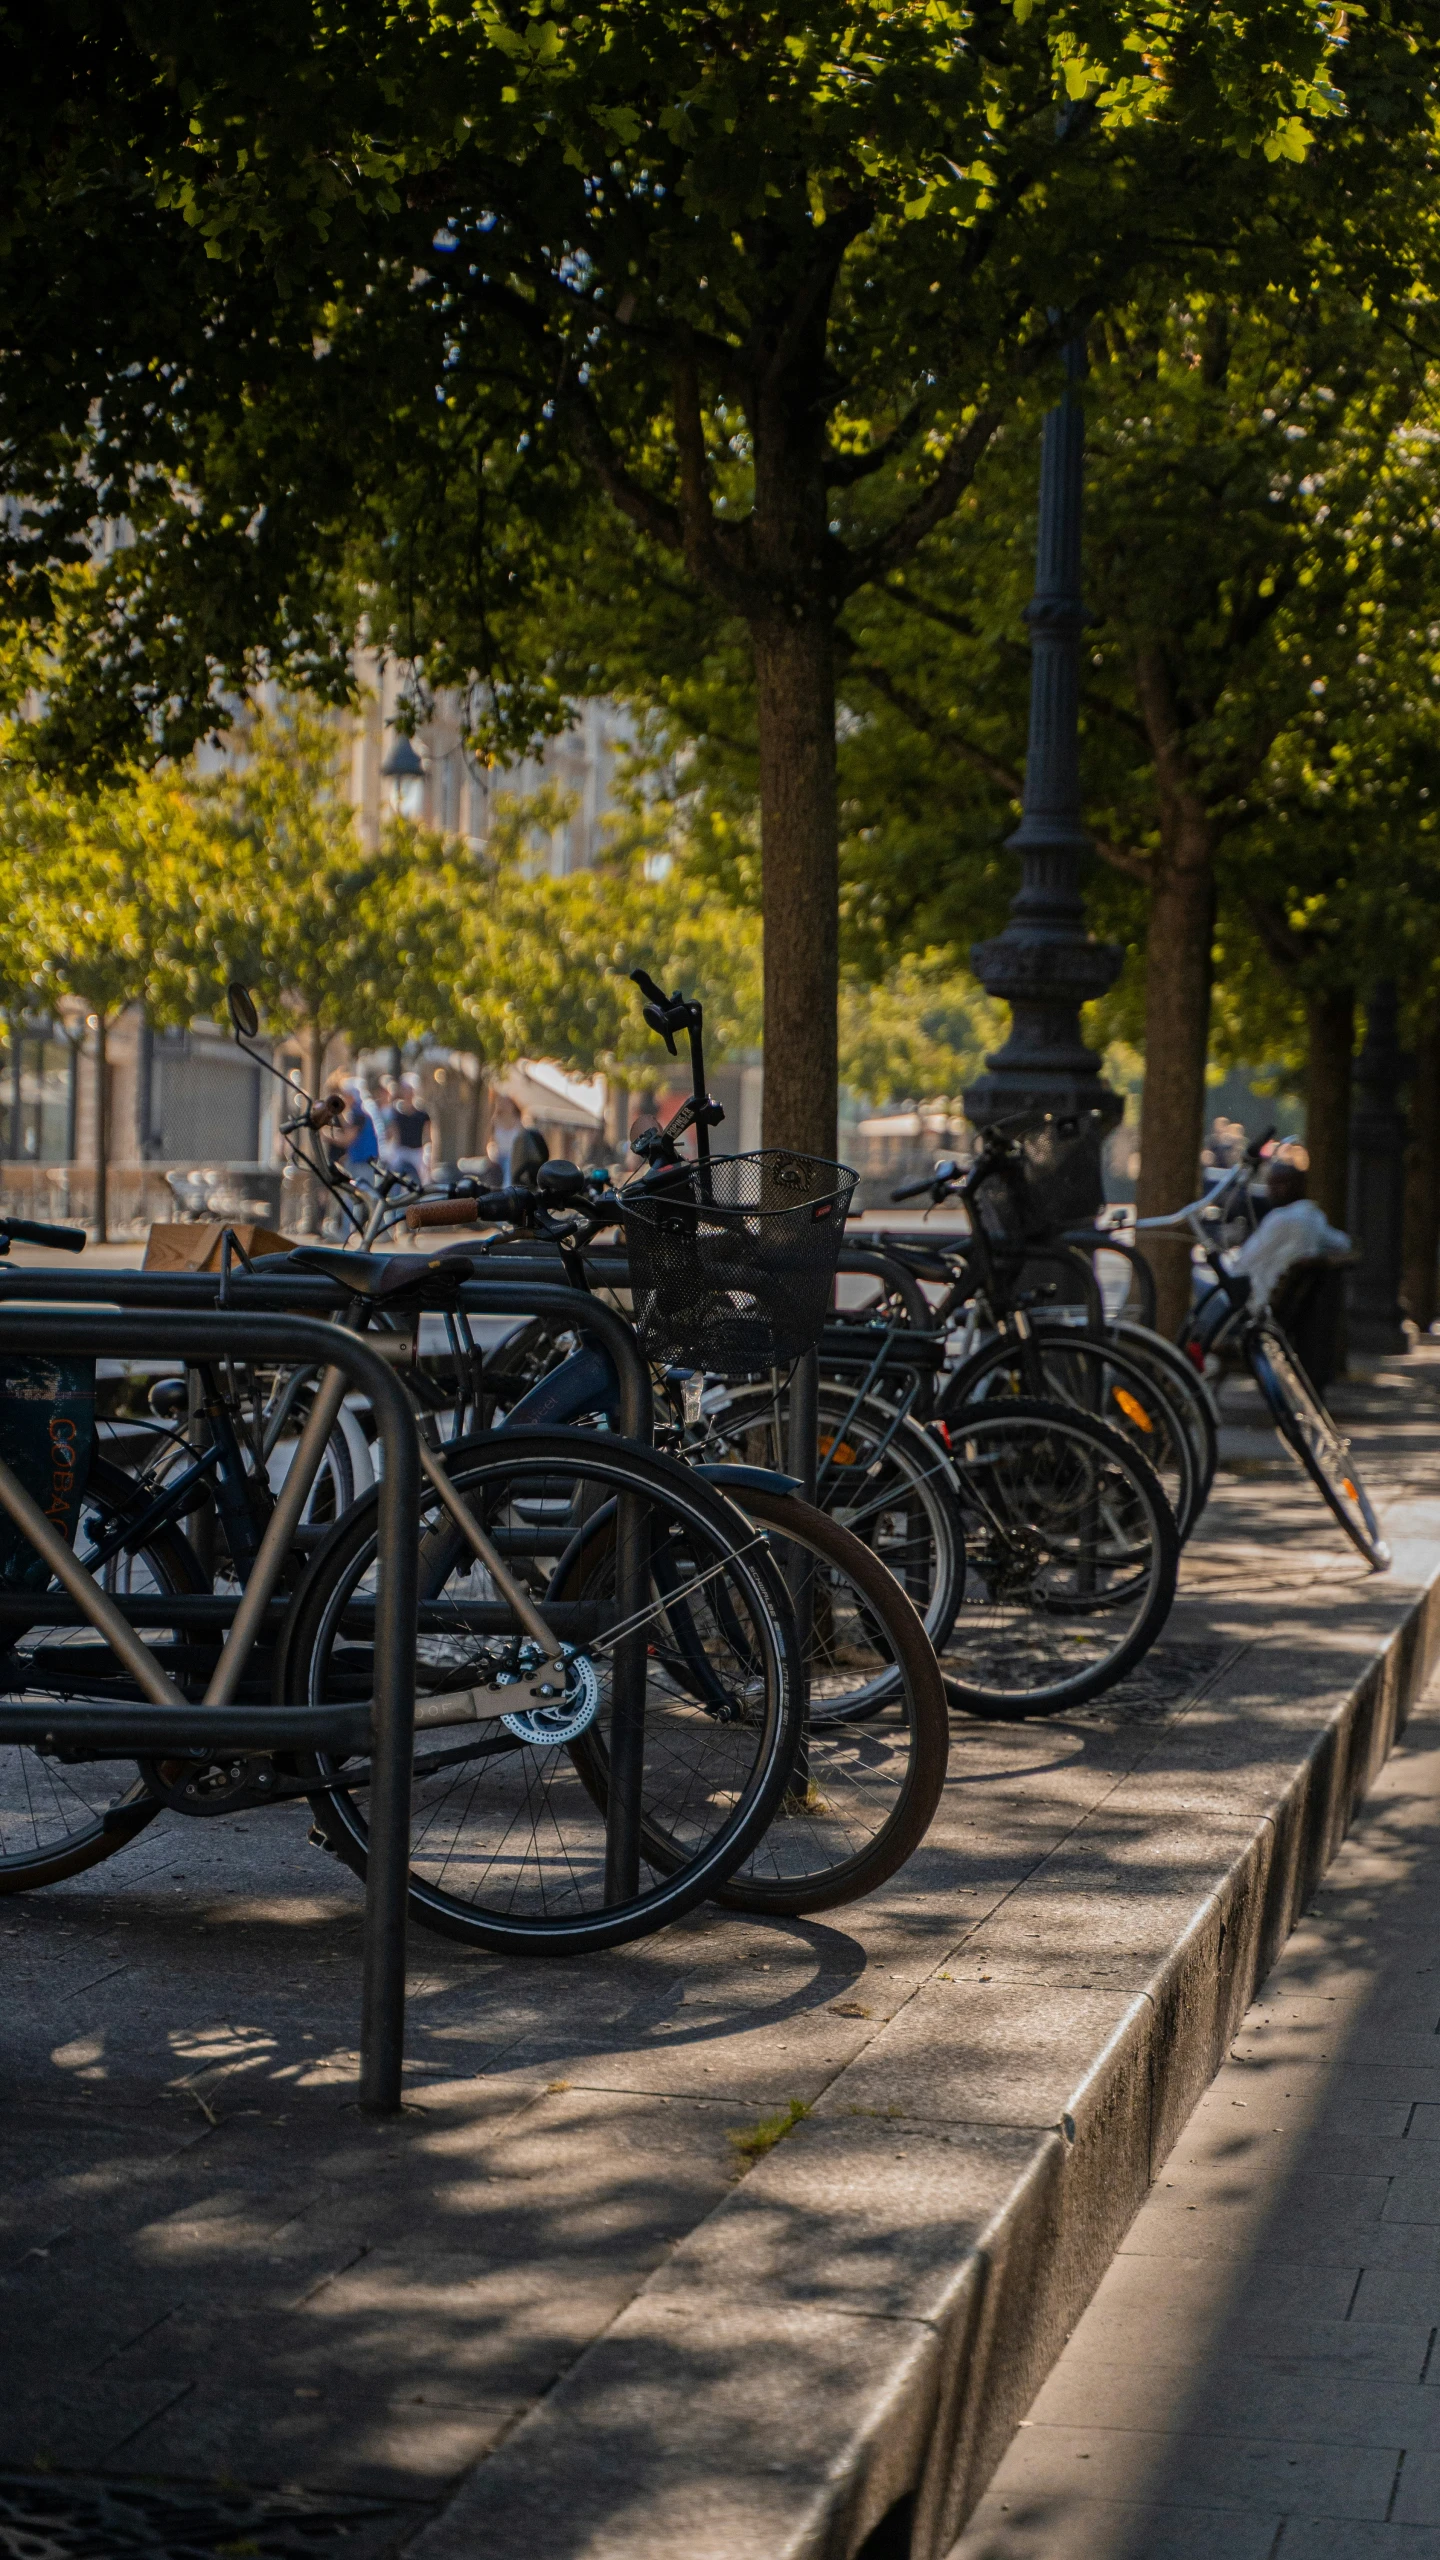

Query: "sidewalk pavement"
<box><xmin>951</xmin><ymin>1645</ymin><xmax>1440</xmax><ymax>2560</ymax></box>
<box><xmin>3</xmin><ymin>1353</ymin><xmax>1440</xmax><ymax>2558</ymax></box>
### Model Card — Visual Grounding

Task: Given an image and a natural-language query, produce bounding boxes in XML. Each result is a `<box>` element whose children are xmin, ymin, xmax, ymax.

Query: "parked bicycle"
<box><xmin>1134</xmin><ymin>1132</ymin><xmax>1389</xmax><ymax>1570</ymax></box>
<box><xmin>877</xmin><ymin>1109</ymin><xmax>1215</xmax><ymax>1541</ymax></box>
<box><xmin>0</xmin><ymin>970</ymin><xmax>951</xmax><ymax>1933</ymax></box>
<box><xmin>416</xmin><ymin>1008</ymin><xmax>1180</xmax><ymax>1724</ymax></box>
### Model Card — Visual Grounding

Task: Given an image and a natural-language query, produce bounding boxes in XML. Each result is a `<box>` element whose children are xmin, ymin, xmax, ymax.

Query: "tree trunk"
<box><xmin>1134</xmin><ymin>820</ymin><xmax>1215</xmax><ymax>1335</ymax></box>
<box><xmin>91</xmin><ymin>1014</ymin><xmax>109</xmax><ymax>1245</ymax></box>
<box><xmin>751</xmin><ymin>615</ymin><xmax>839</xmax><ymax>1160</ymax></box>
<box><xmin>1403</xmin><ymin>1013</ymin><xmax>1440</xmax><ymax>1331</ymax></box>
<box><xmin>1304</xmin><ymin>986</ymin><xmax>1354</xmax><ymax>1231</ymax></box>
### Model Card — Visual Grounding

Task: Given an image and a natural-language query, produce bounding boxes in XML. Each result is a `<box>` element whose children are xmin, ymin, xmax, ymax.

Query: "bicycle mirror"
<box><xmin>227</xmin><ymin>983</ymin><xmax>259</xmax><ymax>1040</ymax></box>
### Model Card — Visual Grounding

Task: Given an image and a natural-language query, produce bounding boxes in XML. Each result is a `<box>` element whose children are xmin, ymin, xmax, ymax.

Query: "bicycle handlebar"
<box><xmin>405</xmin><ymin>1197</ymin><xmax>482</xmax><ymax>1232</ymax></box>
<box><xmin>403</xmin><ymin>1183</ymin><xmax>547</xmax><ymax>1234</ymax></box>
<box><xmin>891</xmin><ymin>1171</ymin><xmax>945</xmax><ymax>1202</ymax></box>
<box><xmin>280</xmin><ymin>1095</ymin><xmax>347</xmax><ymax>1137</ymax></box>
<box><xmin>0</xmin><ymin>1216</ymin><xmax>87</xmax><ymax>1253</ymax></box>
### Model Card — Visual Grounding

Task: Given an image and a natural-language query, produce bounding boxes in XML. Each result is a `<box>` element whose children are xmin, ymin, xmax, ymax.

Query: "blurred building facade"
<box><xmin>0</xmin><ymin>668</ymin><xmax>635</xmax><ymax>1229</ymax></box>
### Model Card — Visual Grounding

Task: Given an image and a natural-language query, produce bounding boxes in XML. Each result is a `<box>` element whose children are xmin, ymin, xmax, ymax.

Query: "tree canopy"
<box><xmin>4</xmin><ymin>0</ymin><xmax>1408</xmax><ymax>1151</ymax></box>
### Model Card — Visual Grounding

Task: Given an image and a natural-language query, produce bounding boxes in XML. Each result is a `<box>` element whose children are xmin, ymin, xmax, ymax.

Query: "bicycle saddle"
<box><xmin>286</xmin><ymin>1247</ymin><xmax>474</xmax><ymax>1300</ymax></box>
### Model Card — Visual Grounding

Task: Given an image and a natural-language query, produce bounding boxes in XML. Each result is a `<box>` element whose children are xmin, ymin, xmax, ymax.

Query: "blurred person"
<box><xmin>484</xmin><ymin>1089</ymin><xmax>550</xmax><ymax>1188</ymax></box>
<box><xmin>486</xmin><ymin>1091</ymin><xmax>524</xmax><ymax>1186</ymax></box>
<box><xmin>1225</xmin><ymin>1155</ymin><xmax>1349</xmax><ymax>1309</ymax></box>
<box><xmin>383</xmin><ymin>1076</ymin><xmax>431</xmax><ymax>1180</ymax></box>
<box><xmin>338</xmin><ymin>1077</ymin><xmax>382</xmax><ymax>1181</ymax></box>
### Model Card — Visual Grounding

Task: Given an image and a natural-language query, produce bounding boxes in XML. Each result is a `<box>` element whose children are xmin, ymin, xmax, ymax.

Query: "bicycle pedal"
<box><xmin>307</xmin><ymin>1824</ymin><xmax>337</xmax><ymax>1853</ymax></box>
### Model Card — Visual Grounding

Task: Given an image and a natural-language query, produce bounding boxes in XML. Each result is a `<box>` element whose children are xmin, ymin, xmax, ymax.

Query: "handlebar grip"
<box><xmin>0</xmin><ymin>1217</ymin><xmax>87</xmax><ymax>1253</ymax></box>
<box><xmin>404</xmin><ymin>1198</ymin><xmax>481</xmax><ymax>1232</ymax></box>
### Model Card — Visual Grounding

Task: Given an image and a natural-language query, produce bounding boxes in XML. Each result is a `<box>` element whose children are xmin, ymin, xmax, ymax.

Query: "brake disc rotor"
<box><xmin>501</xmin><ymin>1652</ymin><xmax>601</xmax><ymax>1747</ymax></box>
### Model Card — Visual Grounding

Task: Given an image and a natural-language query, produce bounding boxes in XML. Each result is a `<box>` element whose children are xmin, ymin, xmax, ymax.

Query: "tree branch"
<box><xmin>845</xmin><ymin>657</ymin><xmax>1021</xmax><ymax>794</ymax></box>
<box><xmin>825</xmin><ymin>404</ymin><xmax>924</xmax><ymax>489</ymax></box>
<box><xmin>670</xmin><ymin>334</ymin><xmax>756</xmax><ymax>612</ymax></box>
<box><xmin>845</xmin><ymin>656</ymin><xmax>1152</xmax><ymax>880</ymax></box>
<box><xmin>1243</xmin><ymin>892</ymin><xmax>1308</xmax><ymax>975</ymax></box>
<box><xmin>551</xmin><ymin>368</ymin><xmax>685</xmax><ymax>557</ymax></box>
<box><xmin>844</xmin><ymin>405</ymin><xmax>1006</xmax><ymax>589</ymax></box>
<box><xmin>760</xmin><ymin>198</ymin><xmax>872</xmax><ymax>400</ymax></box>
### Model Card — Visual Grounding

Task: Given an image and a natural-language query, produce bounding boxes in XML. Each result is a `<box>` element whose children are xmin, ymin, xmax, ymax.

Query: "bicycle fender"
<box><xmin>695</xmin><ymin>1462</ymin><xmax>804</xmax><ymax>1497</ymax></box>
<box><xmin>499</xmin><ymin>1343</ymin><xmax>620</xmax><ymax>1429</ymax></box>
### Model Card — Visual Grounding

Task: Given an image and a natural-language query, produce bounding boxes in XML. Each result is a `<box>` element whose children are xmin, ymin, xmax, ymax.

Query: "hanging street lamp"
<box><xmin>381</xmin><ymin>732</ymin><xmax>426</xmax><ymax>821</ymax></box>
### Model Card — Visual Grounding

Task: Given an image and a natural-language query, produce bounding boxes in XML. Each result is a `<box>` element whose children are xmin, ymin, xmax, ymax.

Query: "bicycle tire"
<box><xmin>717</xmin><ymin>1488</ymin><xmax>949</xmax><ymax>1912</ymax></box>
<box><xmin>1102</xmin><ymin>1318</ymin><xmax>1220</xmax><ymax>1511</ymax></box>
<box><xmin>558</xmin><ymin>1486</ymin><xmax>950</xmax><ymax>1915</ymax></box>
<box><xmin>1248</xmin><ymin>1318</ymin><xmax>1391</xmax><ymax>1570</ymax></box>
<box><xmin>1023</xmin><ymin>1312</ymin><xmax>1220</xmax><ymax>1519</ymax></box>
<box><xmin>942</xmin><ymin>1397</ymin><xmax>1179</xmax><ymax>1717</ymax></box>
<box><xmin>283</xmin><ymin>1429</ymin><xmax>804</xmax><ymax>1955</ymax></box>
<box><xmin>942</xmin><ymin>1329</ymin><xmax>1200</xmax><ymax>1540</ymax></box>
<box><xmin>693</xmin><ymin>1380</ymin><xmax>965</xmax><ymax>1675</ymax></box>
<box><xmin>0</xmin><ymin>1456</ymin><xmax>208</xmax><ymax>1893</ymax></box>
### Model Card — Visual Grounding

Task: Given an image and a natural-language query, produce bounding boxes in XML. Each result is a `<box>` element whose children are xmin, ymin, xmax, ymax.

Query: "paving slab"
<box><xmin>5</xmin><ymin>1353</ymin><xmax>1440</xmax><ymax>2555</ymax></box>
<box><xmin>950</xmin><ymin>1565</ymin><xmax>1440</xmax><ymax>2560</ymax></box>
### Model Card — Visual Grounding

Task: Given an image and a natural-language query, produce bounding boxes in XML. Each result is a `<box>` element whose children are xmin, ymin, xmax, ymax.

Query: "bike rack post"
<box><xmin>0</xmin><ymin>1311</ymin><xmax>420</xmax><ymax>2115</ymax></box>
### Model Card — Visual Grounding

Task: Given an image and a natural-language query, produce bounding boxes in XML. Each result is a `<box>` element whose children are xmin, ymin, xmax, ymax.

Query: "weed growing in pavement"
<box><xmin>727</xmin><ymin>2096</ymin><xmax>811</xmax><ymax>2166</ymax></box>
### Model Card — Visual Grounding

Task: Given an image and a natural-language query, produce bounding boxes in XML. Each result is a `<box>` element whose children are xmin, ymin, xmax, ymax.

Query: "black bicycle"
<box><xmin>1137</xmin><ymin>1137</ymin><xmax>1388</xmax><ymax>1571</ymax></box>
<box><xmin>883</xmin><ymin>1112</ymin><xmax>1210</xmax><ymax>1540</ymax></box>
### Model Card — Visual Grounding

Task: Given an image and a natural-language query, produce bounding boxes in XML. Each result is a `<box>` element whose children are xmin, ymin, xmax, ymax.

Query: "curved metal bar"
<box><xmin>0</xmin><ymin>1310</ymin><xmax>419</xmax><ymax>2116</ymax></box>
<box><xmin>836</xmin><ymin>1247</ymin><xmax>933</xmax><ymax>1330</ymax></box>
<box><xmin>0</xmin><ymin>1266</ymin><xmax>654</xmax><ymax>1444</ymax></box>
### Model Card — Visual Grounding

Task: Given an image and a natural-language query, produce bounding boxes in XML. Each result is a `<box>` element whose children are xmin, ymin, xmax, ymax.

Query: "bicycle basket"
<box><xmin>973</xmin><ymin>1108</ymin><xmax>1108</xmax><ymax>1247</ymax></box>
<box><xmin>617</xmin><ymin>1151</ymin><xmax>858</xmax><ymax>1376</ymax></box>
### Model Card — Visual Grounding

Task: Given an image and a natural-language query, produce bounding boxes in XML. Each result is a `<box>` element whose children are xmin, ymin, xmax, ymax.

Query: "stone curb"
<box><xmin>411</xmin><ymin>1535</ymin><xmax>1440</xmax><ymax>2560</ymax></box>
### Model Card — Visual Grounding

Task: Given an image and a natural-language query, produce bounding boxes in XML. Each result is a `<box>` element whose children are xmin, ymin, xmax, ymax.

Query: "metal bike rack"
<box><xmin>0</xmin><ymin>1269</ymin><xmax>654</xmax><ymax>1442</ymax></box>
<box><xmin>0</xmin><ymin>1311</ymin><xmax>420</xmax><ymax>2115</ymax></box>
<box><xmin>0</xmin><ymin>1265</ymin><xmax>657</xmax><ymax>1919</ymax></box>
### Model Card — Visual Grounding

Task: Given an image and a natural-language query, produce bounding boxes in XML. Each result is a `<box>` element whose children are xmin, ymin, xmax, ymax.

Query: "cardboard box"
<box><xmin>142</xmin><ymin>1222</ymin><xmax>298</xmax><ymax>1273</ymax></box>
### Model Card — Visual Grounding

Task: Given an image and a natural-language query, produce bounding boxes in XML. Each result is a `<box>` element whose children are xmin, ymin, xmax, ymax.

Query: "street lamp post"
<box><xmin>966</xmin><ymin>343</ymin><xmax>1121</xmax><ymax>1134</ymax></box>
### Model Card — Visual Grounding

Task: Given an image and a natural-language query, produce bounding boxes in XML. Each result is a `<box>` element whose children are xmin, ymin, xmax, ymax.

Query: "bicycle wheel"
<box><xmin>717</xmin><ymin>1488</ymin><xmax>949</xmax><ymax>1912</ymax></box>
<box><xmin>1248</xmin><ymin>1317</ymin><xmax>1391</xmax><ymax>1570</ymax></box>
<box><xmin>943</xmin><ymin>1329</ymin><xmax>1200</xmax><ymax>1539</ymax></box>
<box><xmin>0</xmin><ymin>1457</ymin><xmax>208</xmax><ymax>1893</ymax></box>
<box><xmin>284</xmin><ymin>1430</ymin><xmax>803</xmax><ymax>1955</ymax></box>
<box><xmin>943</xmin><ymin>1397</ymin><xmax>1179</xmax><ymax>1717</ymax></box>
<box><xmin>1102</xmin><ymin>1318</ymin><xmax>1220</xmax><ymax>1513</ymax></box>
<box><xmin>556</xmin><ymin>1484</ymin><xmax>950</xmax><ymax>1914</ymax></box>
<box><xmin>1011</xmin><ymin>1312</ymin><xmax>1219</xmax><ymax>1519</ymax></box>
<box><xmin>693</xmin><ymin>1380</ymin><xmax>965</xmax><ymax>1671</ymax></box>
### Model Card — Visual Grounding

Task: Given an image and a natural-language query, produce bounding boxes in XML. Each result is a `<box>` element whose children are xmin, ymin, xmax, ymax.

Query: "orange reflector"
<box><xmin>818</xmin><ymin>1436</ymin><xmax>858</xmax><ymax>1466</ymax></box>
<box><xmin>1342</xmin><ymin>1478</ymin><xmax>1359</xmax><ymax>1502</ymax></box>
<box><xmin>1112</xmin><ymin>1388</ymin><xmax>1154</xmax><ymax>1433</ymax></box>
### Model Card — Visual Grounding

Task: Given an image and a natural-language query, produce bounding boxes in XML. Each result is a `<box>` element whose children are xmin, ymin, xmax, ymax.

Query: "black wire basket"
<box><xmin>973</xmin><ymin>1108</ymin><xmax>1108</xmax><ymax>1247</ymax></box>
<box><xmin>616</xmin><ymin>1151</ymin><xmax>858</xmax><ymax>1376</ymax></box>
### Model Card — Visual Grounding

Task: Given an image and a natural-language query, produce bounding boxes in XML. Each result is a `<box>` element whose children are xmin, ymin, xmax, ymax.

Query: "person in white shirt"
<box><xmin>1226</xmin><ymin>1158</ymin><xmax>1350</xmax><ymax>1308</ymax></box>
